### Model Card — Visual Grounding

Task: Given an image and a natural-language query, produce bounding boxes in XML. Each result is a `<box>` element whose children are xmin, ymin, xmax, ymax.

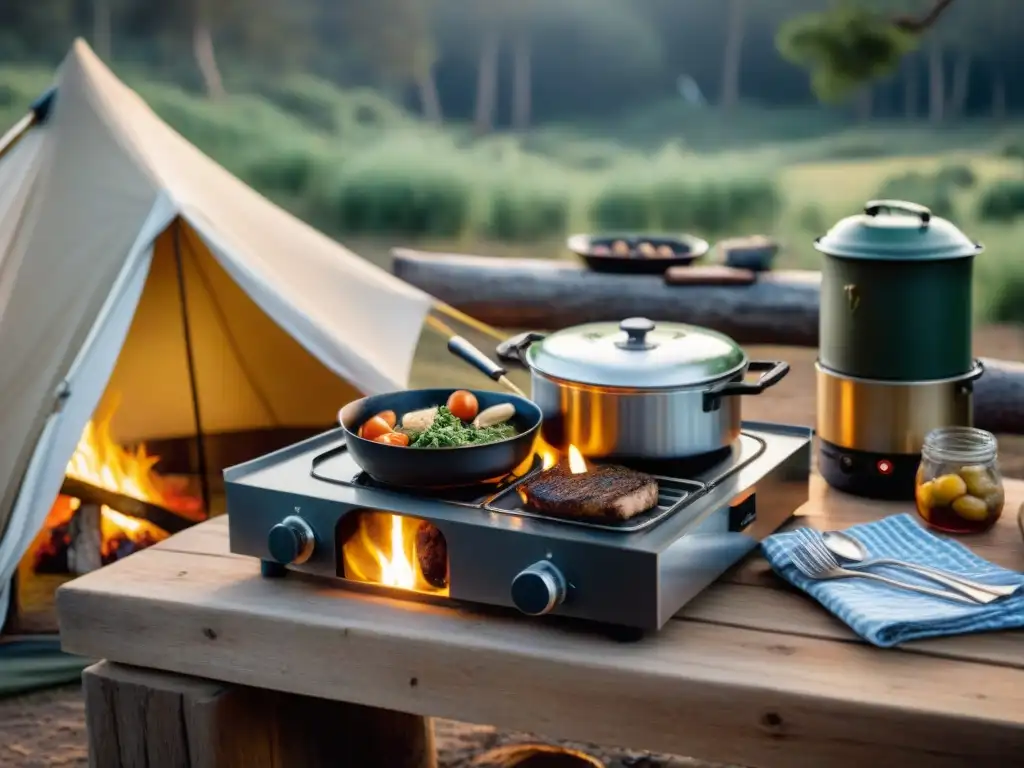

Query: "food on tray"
<box><xmin>637</xmin><ymin>241</ymin><xmax>657</xmax><ymax>258</ymax></box>
<box><xmin>656</xmin><ymin>244</ymin><xmax>676</xmax><ymax>258</ymax></box>
<box><xmin>591</xmin><ymin>244</ymin><xmax>610</xmax><ymax>256</ymax></box>
<box><xmin>354</xmin><ymin>393</ymin><xmax>518</xmax><ymax>449</ymax></box>
<box><xmin>446</xmin><ymin>389</ymin><xmax>479</xmax><ymax>422</ymax></box>
<box><xmin>915</xmin><ymin>464</ymin><xmax>1005</xmax><ymax>531</ymax></box>
<box><xmin>522</xmin><ymin>462</ymin><xmax>659</xmax><ymax>521</ymax></box>
<box><xmin>612</xmin><ymin>239</ymin><xmax>631</xmax><ymax>256</ymax></box>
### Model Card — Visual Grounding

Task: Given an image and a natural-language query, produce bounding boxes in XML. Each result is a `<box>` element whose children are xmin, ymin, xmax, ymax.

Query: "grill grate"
<box><xmin>308</xmin><ymin>435</ymin><xmax>767</xmax><ymax>534</ymax></box>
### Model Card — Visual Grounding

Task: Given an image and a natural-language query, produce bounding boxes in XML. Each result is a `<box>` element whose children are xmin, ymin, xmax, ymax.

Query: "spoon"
<box><xmin>821</xmin><ymin>529</ymin><xmax>1020</xmax><ymax>601</ymax></box>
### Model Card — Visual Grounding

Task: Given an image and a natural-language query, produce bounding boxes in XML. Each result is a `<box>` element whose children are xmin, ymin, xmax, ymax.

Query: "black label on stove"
<box><xmin>728</xmin><ymin>491</ymin><xmax>756</xmax><ymax>532</ymax></box>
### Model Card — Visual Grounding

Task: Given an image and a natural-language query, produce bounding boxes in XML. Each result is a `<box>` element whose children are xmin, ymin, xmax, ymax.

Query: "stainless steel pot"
<box><xmin>496</xmin><ymin>317</ymin><xmax>790</xmax><ymax>459</ymax></box>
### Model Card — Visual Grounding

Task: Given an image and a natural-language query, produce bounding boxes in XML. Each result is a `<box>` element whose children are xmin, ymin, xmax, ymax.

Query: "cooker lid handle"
<box><xmin>864</xmin><ymin>199</ymin><xmax>932</xmax><ymax>226</ymax></box>
<box><xmin>617</xmin><ymin>317</ymin><xmax>657</xmax><ymax>350</ymax></box>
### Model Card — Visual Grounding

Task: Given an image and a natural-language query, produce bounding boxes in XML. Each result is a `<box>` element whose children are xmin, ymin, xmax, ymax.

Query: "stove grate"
<box><xmin>307</xmin><ymin>434</ymin><xmax>767</xmax><ymax>533</ymax></box>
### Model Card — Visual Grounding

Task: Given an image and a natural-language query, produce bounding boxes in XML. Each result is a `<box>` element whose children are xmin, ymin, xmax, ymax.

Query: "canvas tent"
<box><xmin>0</xmin><ymin>39</ymin><xmax>445</xmax><ymax>655</ymax></box>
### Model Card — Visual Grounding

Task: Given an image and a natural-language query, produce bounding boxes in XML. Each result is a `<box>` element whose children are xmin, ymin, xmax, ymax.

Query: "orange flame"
<box><xmin>55</xmin><ymin>401</ymin><xmax>201</xmax><ymax>548</ymax></box>
<box><xmin>342</xmin><ymin>512</ymin><xmax>449</xmax><ymax>596</ymax></box>
<box><xmin>567</xmin><ymin>445</ymin><xmax>588</xmax><ymax>474</ymax></box>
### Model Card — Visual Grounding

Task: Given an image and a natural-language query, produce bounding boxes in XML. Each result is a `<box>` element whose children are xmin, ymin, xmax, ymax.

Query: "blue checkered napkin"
<box><xmin>761</xmin><ymin>514</ymin><xmax>1024</xmax><ymax>648</ymax></box>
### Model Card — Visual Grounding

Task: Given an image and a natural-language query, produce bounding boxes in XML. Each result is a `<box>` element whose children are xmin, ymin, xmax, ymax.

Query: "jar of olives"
<box><xmin>915</xmin><ymin>427</ymin><xmax>1005</xmax><ymax>534</ymax></box>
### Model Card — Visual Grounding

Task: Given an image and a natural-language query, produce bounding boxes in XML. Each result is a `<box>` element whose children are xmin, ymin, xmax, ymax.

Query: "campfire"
<box><xmin>30</xmin><ymin>405</ymin><xmax>204</xmax><ymax>576</ymax></box>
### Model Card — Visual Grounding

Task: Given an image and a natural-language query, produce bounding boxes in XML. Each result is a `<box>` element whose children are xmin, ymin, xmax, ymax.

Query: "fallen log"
<box><xmin>392</xmin><ymin>248</ymin><xmax>821</xmax><ymax>346</ymax></box>
<box><xmin>60</xmin><ymin>477</ymin><xmax>194</xmax><ymax>534</ymax></box>
<box><xmin>394</xmin><ymin>248</ymin><xmax>1024</xmax><ymax>436</ymax></box>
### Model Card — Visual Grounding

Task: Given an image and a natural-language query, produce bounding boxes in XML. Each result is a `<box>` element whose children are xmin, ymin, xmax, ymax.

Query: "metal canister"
<box><xmin>814</xmin><ymin>200</ymin><xmax>984</xmax><ymax>501</ymax></box>
<box><xmin>816</xmin><ymin>199</ymin><xmax>982</xmax><ymax>381</ymax></box>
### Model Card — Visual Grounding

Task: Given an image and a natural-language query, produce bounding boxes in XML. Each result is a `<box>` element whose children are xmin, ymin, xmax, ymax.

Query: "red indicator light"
<box><xmin>876</xmin><ymin>459</ymin><xmax>893</xmax><ymax>475</ymax></box>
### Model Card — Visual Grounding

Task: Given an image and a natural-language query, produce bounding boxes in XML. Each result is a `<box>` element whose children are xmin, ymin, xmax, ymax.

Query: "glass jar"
<box><xmin>915</xmin><ymin>427</ymin><xmax>1005</xmax><ymax>534</ymax></box>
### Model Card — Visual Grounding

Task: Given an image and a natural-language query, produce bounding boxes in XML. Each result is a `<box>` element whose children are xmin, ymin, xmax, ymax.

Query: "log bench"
<box><xmin>56</xmin><ymin>476</ymin><xmax>1024</xmax><ymax>767</ymax></box>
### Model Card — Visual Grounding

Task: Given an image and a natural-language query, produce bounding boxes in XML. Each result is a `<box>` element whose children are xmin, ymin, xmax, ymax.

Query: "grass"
<box><xmin>2</xmin><ymin>64</ymin><xmax>1023</xmax><ymax>322</ymax></box>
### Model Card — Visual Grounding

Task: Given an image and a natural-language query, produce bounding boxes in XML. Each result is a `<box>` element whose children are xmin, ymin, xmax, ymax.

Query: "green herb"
<box><xmin>408</xmin><ymin>406</ymin><xmax>517</xmax><ymax>448</ymax></box>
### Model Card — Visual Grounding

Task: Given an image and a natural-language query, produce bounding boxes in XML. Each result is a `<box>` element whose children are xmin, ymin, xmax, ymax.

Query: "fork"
<box><xmin>794</xmin><ymin>528</ymin><xmax>1004</xmax><ymax>604</ymax></box>
<box><xmin>788</xmin><ymin>540</ymin><xmax>980</xmax><ymax>605</ymax></box>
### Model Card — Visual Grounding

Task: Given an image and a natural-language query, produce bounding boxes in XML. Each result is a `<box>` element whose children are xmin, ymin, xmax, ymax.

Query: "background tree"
<box><xmin>776</xmin><ymin>0</ymin><xmax>959</xmax><ymax>102</ymax></box>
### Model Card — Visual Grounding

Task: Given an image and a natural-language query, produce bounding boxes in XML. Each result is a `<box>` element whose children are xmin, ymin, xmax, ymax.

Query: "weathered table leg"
<box><xmin>83</xmin><ymin>661</ymin><xmax>436</xmax><ymax>768</ymax></box>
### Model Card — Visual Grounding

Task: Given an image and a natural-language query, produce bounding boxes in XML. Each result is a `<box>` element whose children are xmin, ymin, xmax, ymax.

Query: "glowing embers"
<box><xmin>339</xmin><ymin>511</ymin><xmax>449</xmax><ymax>596</ymax></box>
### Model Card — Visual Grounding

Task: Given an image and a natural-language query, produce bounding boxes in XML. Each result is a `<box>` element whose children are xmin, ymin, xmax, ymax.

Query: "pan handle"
<box><xmin>448</xmin><ymin>336</ymin><xmax>507</xmax><ymax>382</ymax></box>
<box><xmin>496</xmin><ymin>331</ymin><xmax>547</xmax><ymax>368</ymax></box>
<box><xmin>703</xmin><ymin>360</ymin><xmax>790</xmax><ymax>412</ymax></box>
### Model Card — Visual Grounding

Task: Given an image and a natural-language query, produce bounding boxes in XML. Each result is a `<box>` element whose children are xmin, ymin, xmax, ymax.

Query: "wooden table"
<box><xmin>57</xmin><ymin>475</ymin><xmax>1024</xmax><ymax>768</ymax></box>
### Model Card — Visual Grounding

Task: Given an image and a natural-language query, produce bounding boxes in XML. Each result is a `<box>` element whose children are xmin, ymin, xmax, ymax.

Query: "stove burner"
<box><xmin>309</xmin><ymin>435</ymin><xmax>767</xmax><ymax>533</ymax></box>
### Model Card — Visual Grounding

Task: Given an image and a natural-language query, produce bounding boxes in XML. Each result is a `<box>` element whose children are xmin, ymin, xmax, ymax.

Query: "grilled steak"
<box><xmin>522</xmin><ymin>463</ymin><xmax>659</xmax><ymax>521</ymax></box>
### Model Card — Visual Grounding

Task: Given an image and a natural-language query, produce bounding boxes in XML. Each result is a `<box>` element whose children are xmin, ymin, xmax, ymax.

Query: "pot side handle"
<box><xmin>496</xmin><ymin>331</ymin><xmax>547</xmax><ymax>368</ymax></box>
<box><xmin>703</xmin><ymin>360</ymin><xmax>790</xmax><ymax>412</ymax></box>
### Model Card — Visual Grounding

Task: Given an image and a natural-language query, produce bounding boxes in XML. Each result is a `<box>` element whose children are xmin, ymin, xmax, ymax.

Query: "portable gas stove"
<box><xmin>225</xmin><ymin>422</ymin><xmax>811</xmax><ymax>633</ymax></box>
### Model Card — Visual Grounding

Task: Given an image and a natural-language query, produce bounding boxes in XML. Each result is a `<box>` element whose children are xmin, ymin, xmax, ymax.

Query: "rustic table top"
<box><xmin>56</xmin><ymin>475</ymin><xmax>1024</xmax><ymax>768</ymax></box>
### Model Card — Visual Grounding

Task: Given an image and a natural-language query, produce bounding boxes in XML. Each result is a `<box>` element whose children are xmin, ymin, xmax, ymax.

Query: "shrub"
<box><xmin>330</xmin><ymin>166</ymin><xmax>471</xmax><ymax>238</ymax></box>
<box><xmin>798</xmin><ymin>204</ymin><xmax>828</xmax><ymax>234</ymax></box>
<box><xmin>874</xmin><ymin>171</ymin><xmax>956</xmax><ymax>220</ymax></box>
<box><xmin>998</xmin><ymin>139</ymin><xmax>1024</xmax><ymax>162</ymax></box>
<box><xmin>651</xmin><ymin>177</ymin><xmax>780</xmax><ymax>235</ymax></box>
<box><xmin>977</xmin><ymin>179</ymin><xmax>1024</xmax><ymax>223</ymax></box>
<box><xmin>935</xmin><ymin>163</ymin><xmax>977</xmax><ymax>189</ymax></box>
<box><xmin>242</xmin><ymin>144</ymin><xmax>331</xmax><ymax>198</ymax></box>
<box><xmin>484</xmin><ymin>188</ymin><xmax>570</xmax><ymax>242</ymax></box>
<box><xmin>589</xmin><ymin>185</ymin><xmax>653</xmax><ymax>231</ymax></box>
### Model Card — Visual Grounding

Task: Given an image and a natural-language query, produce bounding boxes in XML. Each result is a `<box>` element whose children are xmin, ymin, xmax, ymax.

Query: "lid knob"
<box><xmin>864</xmin><ymin>199</ymin><xmax>931</xmax><ymax>226</ymax></box>
<box><xmin>617</xmin><ymin>317</ymin><xmax>656</xmax><ymax>350</ymax></box>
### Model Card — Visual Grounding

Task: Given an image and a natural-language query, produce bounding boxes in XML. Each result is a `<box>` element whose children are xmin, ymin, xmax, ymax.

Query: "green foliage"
<box><xmin>329</xmin><ymin>163</ymin><xmax>472</xmax><ymax>238</ymax></box>
<box><xmin>484</xmin><ymin>188</ymin><xmax>569</xmax><ymax>243</ymax></box>
<box><xmin>874</xmin><ymin>171</ymin><xmax>957</xmax><ymax>220</ymax></box>
<box><xmin>589</xmin><ymin>176</ymin><xmax>780</xmax><ymax>237</ymax></box>
<box><xmin>999</xmin><ymin>140</ymin><xmax>1024</xmax><ymax>162</ymax></box>
<box><xmin>798</xmin><ymin>204</ymin><xmax>828</xmax><ymax>234</ymax></box>
<box><xmin>935</xmin><ymin>163</ymin><xmax>977</xmax><ymax>190</ymax></box>
<box><xmin>977</xmin><ymin>179</ymin><xmax>1024</xmax><ymax>223</ymax></box>
<box><xmin>589</xmin><ymin>186</ymin><xmax>654</xmax><ymax>231</ymax></box>
<box><xmin>777</xmin><ymin>5</ymin><xmax>917</xmax><ymax>102</ymax></box>
<box><xmin>983</xmin><ymin>260</ymin><xmax>1024</xmax><ymax>324</ymax></box>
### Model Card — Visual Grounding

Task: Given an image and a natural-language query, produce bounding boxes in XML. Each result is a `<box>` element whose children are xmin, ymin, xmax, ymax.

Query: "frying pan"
<box><xmin>338</xmin><ymin>388</ymin><xmax>542</xmax><ymax>488</ymax></box>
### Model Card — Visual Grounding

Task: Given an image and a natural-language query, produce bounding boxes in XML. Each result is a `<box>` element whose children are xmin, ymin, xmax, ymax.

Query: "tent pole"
<box><xmin>0</xmin><ymin>88</ymin><xmax>58</xmax><ymax>165</ymax></box>
<box><xmin>172</xmin><ymin>221</ymin><xmax>212</xmax><ymax>516</ymax></box>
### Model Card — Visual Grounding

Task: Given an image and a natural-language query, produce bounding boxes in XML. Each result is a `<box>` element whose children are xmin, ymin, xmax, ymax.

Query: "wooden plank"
<box><xmin>83</xmin><ymin>660</ymin><xmax>436</xmax><ymax>768</ymax></box>
<box><xmin>58</xmin><ymin>544</ymin><xmax>1024</xmax><ymax>768</ymax></box>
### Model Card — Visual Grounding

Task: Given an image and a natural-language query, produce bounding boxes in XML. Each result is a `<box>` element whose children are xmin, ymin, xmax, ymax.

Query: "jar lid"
<box><xmin>524</xmin><ymin>317</ymin><xmax>747</xmax><ymax>389</ymax></box>
<box><xmin>815</xmin><ymin>199</ymin><xmax>983</xmax><ymax>261</ymax></box>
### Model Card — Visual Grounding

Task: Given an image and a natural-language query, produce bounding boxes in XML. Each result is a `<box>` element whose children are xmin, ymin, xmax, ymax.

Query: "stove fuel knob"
<box><xmin>511</xmin><ymin>561</ymin><xmax>567</xmax><ymax>616</ymax></box>
<box><xmin>268</xmin><ymin>516</ymin><xmax>316</xmax><ymax>565</ymax></box>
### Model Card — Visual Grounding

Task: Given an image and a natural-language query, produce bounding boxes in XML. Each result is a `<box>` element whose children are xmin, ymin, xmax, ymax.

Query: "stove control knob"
<box><xmin>268</xmin><ymin>516</ymin><xmax>316</xmax><ymax>565</ymax></box>
<box><xmin>511</xmin><ymin>561</ymin><xmax>567</xmax><ymax>616</ymax></box>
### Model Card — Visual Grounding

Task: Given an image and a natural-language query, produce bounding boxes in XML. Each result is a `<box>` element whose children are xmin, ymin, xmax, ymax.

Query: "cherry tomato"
<box><xmin>447</xmin><ymin>390</ymin><xmax>479</xmax><ymax>422</ymax></box>
<box><xmin>360</xmin><ymin>415</ymin><xmax>393</xmax><ymax>441</ymax></box>
<box><xmin>375</xmin><ymin>410</ymin><xmax>397</xmax><ymax>429</ymax></box>
<box><xmin>374</xmin><ymin>431</ymin><xmax>410</xmax><ymax>446</ymax></box>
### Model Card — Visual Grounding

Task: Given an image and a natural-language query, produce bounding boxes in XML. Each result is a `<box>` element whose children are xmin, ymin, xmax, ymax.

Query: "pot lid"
<box><xmin>814</xmin><ymin>199</ymin><xmax>983</xmax><ymax>261</ymax></box>
<box><xmin>524</xmin><ymin>317</ymin><xmax>747</xmax><ymax>389</ymax></box>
